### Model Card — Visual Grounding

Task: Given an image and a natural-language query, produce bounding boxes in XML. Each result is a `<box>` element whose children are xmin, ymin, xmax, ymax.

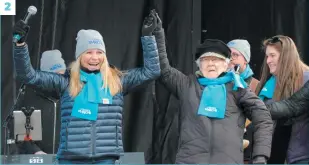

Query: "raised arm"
<box><xmin>14</xmin><ymin>43</ymin><xmax>68</xmax><ymax>94</ymax></box>
<box><xmin>266</xmin><ymin>80</ymin><xmax>309</xmax><ymax>119</ymax></box>
<box><xmin>152</xmin><ymin>12</ymin><xmax>190</xmax><ymax>98</ymax></box>
<box><xmin>121</xmin><ymin>12</ymin><xmax>161</xmax><ymax>95</ymax></box>
<box><xmin>238</xmin><ymin>88</ymin><xmax>273</xmax><ymax>162</ymax></box>
<box><xmin>12</xmin><ymin>20</ymin><xmax>67</xmax><ymax>95</ymax></box>
<box><xmin>121</xmin><ymin>36</ymin><xmax>160</xmax><ymax>95</ymax></box>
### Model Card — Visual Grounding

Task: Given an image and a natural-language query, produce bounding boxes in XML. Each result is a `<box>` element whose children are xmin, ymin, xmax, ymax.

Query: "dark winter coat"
<box><xmin>154</xmin><ymin>29</ymin><xmax>273</xmax><ymax>164</ymax></box>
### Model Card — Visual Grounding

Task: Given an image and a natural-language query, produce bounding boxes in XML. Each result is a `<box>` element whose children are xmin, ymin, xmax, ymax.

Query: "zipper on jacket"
<box><xmin>65</xmin><ymin>122</ymin><xmax>69</xmax><ymax>150</ymax></box>
<box><xmin>116</xmin><ymin>126</ymin><xmax>119</xmax><ymax>148</ymax></box>
<box><xmin>91</xmin><ymin>121</ymin><xmax>95</xmax><ymax>156</ymax></box>
<box><xmin>209</xmin><ymin>121</ymin><xmax>214</xmax><ymax>160</ymax></box>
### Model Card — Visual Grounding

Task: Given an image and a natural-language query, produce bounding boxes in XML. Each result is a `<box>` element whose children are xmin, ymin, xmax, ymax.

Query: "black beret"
<box><xmin>195</xmin><ymin>39</ymin><xmax>231</xmax><ymax>60</ymax></box>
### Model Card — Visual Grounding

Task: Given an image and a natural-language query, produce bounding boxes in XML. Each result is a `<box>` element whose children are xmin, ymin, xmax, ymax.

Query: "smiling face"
<box><xmin>199</xmin><ymin>56</ymin><xmax>228</xmax><ymax>78</ymax></box>
<box><xmin>265</xmin><ymin>45</ymin><xmax>280</xmax><ymax>75</ymax></box>
<box><xmin>80</xmin><ymin>49</ymin><xmax>105</xmax><ymax>71</ymax></box>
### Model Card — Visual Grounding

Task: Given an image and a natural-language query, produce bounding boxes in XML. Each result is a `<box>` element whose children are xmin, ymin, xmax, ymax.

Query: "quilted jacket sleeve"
<box><xmin>238</xmin><ymin>88</ymin><xmax>273</xmax><ymax>159</ymax></box>
<box><xmin>14</xmin><ymin>44</ymin><xmax>68</xmax><ymax>95</ymax></box>
<box><xmin>121</xmin><ymin>36</ymin><xmax>160</xmax><ymax>95</ymax></box>
<box><xmin>267</xmin><ymin>80</ymin><xmax>309</xmax><ymax>119</ymax></box>
<box><xmin>153</xmin><ymin>29</ymin><xmax>190</xmax><ymax>99</ymax></box>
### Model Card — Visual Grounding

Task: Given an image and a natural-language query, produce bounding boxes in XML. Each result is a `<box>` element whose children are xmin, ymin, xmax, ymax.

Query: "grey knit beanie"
<box><xmin>75</xmin><ymin>29</ymin><xmax>106</xmax><ymax>59</ymax></box>
<box><xmin>40</xmin><ymin>50</ymin><xmax>66</xmax><ymax>73</ymax></box>
<box><xmin>227</xmin><ymin>39</ymin><xmax>251</xmax><ymax>62</ymax></box>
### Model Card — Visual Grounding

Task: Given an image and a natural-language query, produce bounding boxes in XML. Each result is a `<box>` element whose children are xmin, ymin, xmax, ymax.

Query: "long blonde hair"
<box><xmin>69</xmin><ymin>54</ymin><xmax>122</xmax><ymax>97</ymax></box>
<box><xmin>256</xmin><ymin>35</ymin><xmax>309</xmax><ymax>101</ymax></box>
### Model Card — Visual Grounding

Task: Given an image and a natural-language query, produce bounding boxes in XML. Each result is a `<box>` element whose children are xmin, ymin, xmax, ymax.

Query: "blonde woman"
<box><xmin>12</xmin><ymin>13</ymin><xmax>160</xmax><ymax>164</ymax></box>
<box><xmin>256</xmin><ymin>35</ymin><xmax>309</xmax><ymax>164</ymax></box>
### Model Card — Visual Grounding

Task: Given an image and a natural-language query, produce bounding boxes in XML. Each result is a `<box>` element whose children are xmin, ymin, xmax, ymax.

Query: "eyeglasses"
<box><xmin>230</xmin><ymin>52</ymin><xmax>241</xmax><ymax>59</ymax></box>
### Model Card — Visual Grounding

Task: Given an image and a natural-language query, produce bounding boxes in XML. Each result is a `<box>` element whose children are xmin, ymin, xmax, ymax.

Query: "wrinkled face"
<box><xmin>229</xmin><ymin>48</ymin><xmax>247</xmax><ymax>70</ymax></box>
<box><xmin>199</xmin><ymin>56</ymin><xmax>228</xmax><ymax>79</ymax></box>
<box><xmin>80</xmin><ymin>49</ymin><xmax>105</xmax><ymax>71</ymax></box>
<box><xmin>265</xmin><ymin>45</ymin><xmax>280</xmax><ymax>75</ymax></box>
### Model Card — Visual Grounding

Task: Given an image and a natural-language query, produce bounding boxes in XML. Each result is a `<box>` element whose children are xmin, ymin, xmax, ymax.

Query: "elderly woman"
<box><xmin>12</xmin><ymin>12</ymin><xmax>160</xmax><ymax>164</ymax></box>
<box><xmin>152</xmin><ymin>13</ymin><xmax>273</xmax><ymax>164</ymax></box>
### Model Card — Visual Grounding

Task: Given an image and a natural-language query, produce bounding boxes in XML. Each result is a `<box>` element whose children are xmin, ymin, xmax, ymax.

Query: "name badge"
<box><xmin>102</xmin><ymin>98</ymin><xmax>110</xmax><ymax>104</ymax></box>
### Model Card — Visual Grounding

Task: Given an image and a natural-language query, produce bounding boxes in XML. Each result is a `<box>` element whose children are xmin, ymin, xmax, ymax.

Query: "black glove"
<box><xmin>154</xmin><ymin>12</ymin><xmax>162</xmax><ymax>32</ymax></box>
<box><xmin>13</xmin><ymin>20</ymin><xmax>30</xmax><ymax>44</ymax></box>
<box><xmin>142</xmin><ymin>10</ymin><xmax>157</xmax><ymax>36</ymax></box>
<box><xmin>252</xmin><ymin>156</ymin><xmax>267</xmax><ymax>164</ymax></box>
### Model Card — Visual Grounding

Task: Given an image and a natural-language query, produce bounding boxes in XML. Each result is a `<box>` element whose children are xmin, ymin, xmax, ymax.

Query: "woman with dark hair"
<box><xmin>256</xmin><ymin>35</ymin><xmax>309</xmax><ymax>164</ymax></box>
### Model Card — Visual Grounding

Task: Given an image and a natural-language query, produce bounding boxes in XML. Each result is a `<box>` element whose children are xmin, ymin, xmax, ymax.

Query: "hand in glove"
<box><xmin>252</xmin><ymin>156</ymin><xmax>267</xmax><ymax>164</ymax></box>
<box><xmin>154</xmin><ymin>12</ymin><xmax>162</xmax><ymax>31</ymax></box>
<box><xmin>13</xmin><ymin>20</ymin><xmax>30</xmax><ymax>44</ymax></box>
<box><xmin>142</xmin><ymin>10</ymin><xmax>157</xmax><ymax>36</ymax></box>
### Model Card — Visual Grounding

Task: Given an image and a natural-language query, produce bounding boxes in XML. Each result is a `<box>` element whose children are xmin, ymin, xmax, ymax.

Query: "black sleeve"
<box><xmin>16</xmin><ymin>141</ymin><xmax>42</xmax><ymax>154</ymax></box>
<box><xmin>153</xmin><ymin>29</ymin><xmax>190</xmax><ymax>99</ymax></box>
<box><xmin>267</xmin><ymin>80</ymin><xmax>309</xmax><ymax>119</ymax></box>
<box><xmin>239</xmin><ymin>88</ymin><xmax>273</xmax><ymax>159</ymax></box>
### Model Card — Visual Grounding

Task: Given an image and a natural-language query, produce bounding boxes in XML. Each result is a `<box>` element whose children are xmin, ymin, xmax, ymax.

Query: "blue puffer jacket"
<box><xmin>13</xmin><ymin>36</ymin><xmax>160</xmax><ymax>160</ymax></box>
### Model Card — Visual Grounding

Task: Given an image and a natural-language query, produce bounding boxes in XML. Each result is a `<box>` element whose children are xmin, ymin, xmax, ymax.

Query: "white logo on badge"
<box><xmin>205</xmin><ymin>107</ymin><xmax>217</xmax><ymax>112</ymax></box>
<box><xmin>102</xmin><ymin>98</ymin><xmax>110</xmax><ymax>104</ymax></box>
<box><xmin>78</xmin><ymin>109</ymin><xmax>91</xmax><ymax>115</ymax></box>
<box><xmin>262</xmin><ymin>87</ymin><xmax>267</xmax><ymax>91</ymax></box>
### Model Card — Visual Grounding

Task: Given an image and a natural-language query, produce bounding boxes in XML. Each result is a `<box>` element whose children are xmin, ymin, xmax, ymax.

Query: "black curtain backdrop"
<box><xmin>150</xmin><ymin>0</ymin><xmax>309</xmax><ymax>164</ymax></box>
<box><xmin>1</xmin><ymin>0</ymin><xmax>308</xmax><ymax>164</ymax></box>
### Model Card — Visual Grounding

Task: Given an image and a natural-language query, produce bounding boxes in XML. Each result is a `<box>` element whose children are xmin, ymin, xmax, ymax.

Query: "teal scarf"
<box><xmin>197</xmin><ymin>71</ymin><xmax>247</xmax><ymax>119</ymax></box>
<box><xmin>71</xmin><ymin>70</ymin><xmax>113</xmax><ymax>121</ymax></box>
<box><xmin>240</xmin><ymin>64</ymin><xmax>254</xmax><ymax>80</ymax></box>
<box><xmin>258</xmin><ymin>76</ymin><xmax>276</xmax><ymax>101</ymax></box>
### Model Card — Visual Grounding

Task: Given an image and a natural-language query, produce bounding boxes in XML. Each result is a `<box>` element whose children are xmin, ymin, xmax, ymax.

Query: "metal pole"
<box><xmin>12</xmin><ymin>15</ymin><xmax>16</xmax><ymax>103</ymax></box>
<box><xmin>51</xmin><ymin>0</ymin><xmax>59</xmax><ymax>49</ymax></box>
<box><xmin>52</xmin><ymin>102</ymin><xmax>57</xmax><ymax>154</ymax></box>
<box><xmin>36</xmin><ymin>0</ymin><xmax>45</xmax><ymax>69</ymax></box>
<box><xmin>191</xmin><ymin>0</ymin><xmax>201</xmax><ymax>72</ymax></box>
